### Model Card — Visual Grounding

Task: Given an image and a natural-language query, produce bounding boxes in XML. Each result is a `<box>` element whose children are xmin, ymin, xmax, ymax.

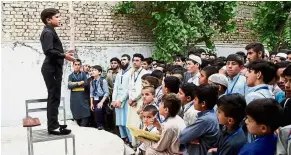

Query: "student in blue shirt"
<box><xmin>238</xmin><ymin>98</ymin><xmax>283</xmax><ymax>155</ymax></box>
<box><xmin>225</xmin><ymin>54</ymin><xmax>248</xmax><ymax>96</ymax></box>
<box><xmin>90</xmin><ymin>65</ymin><xmax>109</xmax><ymax>130</ymax></box>
<box><xmin>179</xmin><ymin>84</ymin><xmax>220</xmax><ymax>155</ymax></box>
<box><xmin>208</xmin><ymin>94</ymin><xmax>247</xmax><ymax>155</ymax></box>
<box><xmin>245</xmin><ymin>60</ymin><xmax>278</xmax><ymax>104</ymax></box>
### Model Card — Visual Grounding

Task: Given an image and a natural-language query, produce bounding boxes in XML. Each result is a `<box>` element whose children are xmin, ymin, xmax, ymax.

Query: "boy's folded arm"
<box><xmin>151</xmin><ymin>128</ymin><xmax>175</xmax><ymax>152</ymax></box>
<box><xmin>179</xmin><ymin>118</ymin><xmax>208</xmax><ymax>144</ymax></box>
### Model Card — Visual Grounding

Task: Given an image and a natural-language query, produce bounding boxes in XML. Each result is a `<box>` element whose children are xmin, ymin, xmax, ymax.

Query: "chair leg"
<box><xmin>31</xmin><ymin>143</ymin><xmax>34</xmax><ymax>155</ymax></box>
<box><xmin>65</xmin><ymin>138</ymin><xmax>68</xmax><ymax>155</ymax></box>
<box><xmin>73</xmin><ymin>137</ymin><xmax>76</xmax><ymax>155</ymax></box>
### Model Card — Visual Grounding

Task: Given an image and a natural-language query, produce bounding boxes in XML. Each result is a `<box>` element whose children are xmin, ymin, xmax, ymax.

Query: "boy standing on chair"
<box><xmin>40</xmin><ymin>8</ymin><xmax>75</xmax><ymax>135</ymax></box>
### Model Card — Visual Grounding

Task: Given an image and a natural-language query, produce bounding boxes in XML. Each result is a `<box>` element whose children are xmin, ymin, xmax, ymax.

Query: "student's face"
<box><xmin>91</xmin><ymin>68</ymin><xmax>101</xmax><ymax>77</ymax></box>
<box><xmin>287</xmin><ymin>54</ymin><xmax>291</xmax><ymax>62</ymax></box>
<box><xmin>73</xmin><ymin>62</ymin><xmax>81</xmax><ymax>72</ymax></box>
<box><xmin>270</xmin><ymin>54</ymin><xmax>276</xmax><ymax>62</ymax></box>
<box><xmin>284</xmin><ymin>75</ymin><xmax>291</xmax><ymax>98</ymax></box>
<box><xmin>143</xmin><ymin>111</ymin><xmax>155</xmax><ymax>126</ymax></box>
<box><xmin>245</xmin><ymin>115</ymin><xmax>266</xmax><ymax>136</ymax></box>
<box><xmin>142</xmin><ymin>89</ymin><xmax>155</xmax><ymax>104</ymax></box>
<box><xmin>142</xmin><ymin>61</ymin><xmax>149</xmax><ymax>70</ymax></box>
<box><xmin>201</xmin><ymin>52</ymin><xmax>206</xmax><ymax>59</ymax></box>
<box><xmin>159</xmin><ymin>102</ymin><xmax>168</xmax><ymax>117</ymax></box>
<box><xmin>174</xmin><ymin>58</ymin><xmax>184</xmax><ymax>66</ymax></box>
<box><xmin>216</xmin><ymin>107</ymin><xmax>229</xmax><ymax>125</ymax></box>
<box><xmin>111</xmin><ymin>61</ymin><xmax>119</xmax><ymax>70</ymax></box>
<box><xmin>226</xmin><ymin>61</ymin><xmax>242</xmax><ymax>78</ymax></box>
<box><xmin>194</xmin><ymin>96</ymin><xmax>204</xmax><ymax>111</ymax></box>
<box><xmin>245</xmin><ymin>69</ymin><xmax>259</xmax><ymax>87</ymax></box>
<box><xmin>89</xmin><ymin>68</ymin><xmax>94</xmax><ymax>76</ymax></box>
<box><xmin>121</xmin><ymin>57</ymin><xmax>130</xmax><ymax>67</ymax></box>
<box><xmin>162</xmin><ymin>81</ymin><xmax>168</xmax><ymax>94</ymax></box>
<box><xmin>247</xmin><ymin>49</ymin><xmax>261</xmax><ymax>62</ymax></box>
<box><xmin>199</xmin><ymin>70</ymin><xmax>208</xmax><ymax>85</ymax></box>
<box><xmin>178</xmin><ymin>88</ymin><xmax>188</xmax><ymax>104</ymax></box>
<box><xmin>83</xmin><ymin>64</ymin><xmax>90</xmax><ymax>72</ymax></box>
<box><xmin>186</xmin><ymin>61</ymin><xmax>199</xmax><ymax>73</ymax></box>
<box><xmin>47</xmin><ymin>13</ymin><xmax>61</xmax><ymax>27</ymax></box>
<box><xmin>274</xmin><ymin>57</ymin><xmax>281</xmax><ymax>64</ymax></box>
<box><xmin>142</xmin><ymin>80</ymin><xmax>151</xmax><ymax>88</ymax></box>
<box><xmin>133</xmin><ymin>57</ymin><xmax>142</xmax><ymax>69</ymax></box>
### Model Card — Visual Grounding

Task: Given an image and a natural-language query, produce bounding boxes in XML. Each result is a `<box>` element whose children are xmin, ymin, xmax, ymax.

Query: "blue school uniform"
<box><xmin>226</xmin><ymin>74</ymin><xmax>248</xmax><ymax>96</ymax></box>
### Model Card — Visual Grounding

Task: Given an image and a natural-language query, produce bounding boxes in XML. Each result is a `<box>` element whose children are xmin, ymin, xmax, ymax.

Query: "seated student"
<box><xmin>275</xmin><ymin>124</ymin><xmax>291</xmax><ymax>155</ymax></box>
<box><xmin>245</xmin><ymin>60</ymin><xmax>278</xmax><ymax>104</ymax></box>
<box><xmin>137</xmin><ymin>105</ymin><xmax>160</xmax><ymax>155</ymax></box>
<box><xmin>179</xmin><ymin>84</ymin><xmax>220</xmax><ymax>155</ymax></box>
<box><xmin>178</xmin><ymin>83</ymin><xmax>199</xmax><ymax>126</ymax></box>
<box><xmin>137</xmin><ymin>86</ymin><xmax>158</xmax><ymax>117</ymax></box>
<box><xmin>238</xmin><ymin>98</ymin><xmax>283</xmax><ymax>155</ymax></box>
<box><xmin>208</xmin><ymin>94</ymin><xmax>247</xmax><ymax>155</ymax></box>
<box><xmin>138</xmin><ymin>93</ymin><xmax>186</xmax><ymax>155</ymax></box>
<box><xmin>199</xmin><ymin>66</ymin><xmax>218</xmax><ymax>85</ymax></box>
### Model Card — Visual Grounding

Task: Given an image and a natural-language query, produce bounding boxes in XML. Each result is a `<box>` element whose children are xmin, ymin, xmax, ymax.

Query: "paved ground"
<box><xmin>1</xmin><ymin>121</ymin><xmax>126</xmax><ymax>155</ymax></box>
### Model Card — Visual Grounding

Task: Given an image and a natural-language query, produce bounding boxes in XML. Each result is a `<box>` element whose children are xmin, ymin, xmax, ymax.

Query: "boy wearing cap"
<box><xmin>183</xmin><ymin>54</ymin><xmax>202</xmax><ymax>85</ymax></box>
<box><xmin>274</xmin><ymin>53</ymin><xmax>287</xmax><ymax>64</ymax></box>
<box><xmin>225</xmin><ymin>54</ymin><xmax>248</xmax><ymax>96</ymax></box>
<box><xmin>208</xmin><ymin>73</ymin><xmax>228</xmax><ymax>98</ymax></box>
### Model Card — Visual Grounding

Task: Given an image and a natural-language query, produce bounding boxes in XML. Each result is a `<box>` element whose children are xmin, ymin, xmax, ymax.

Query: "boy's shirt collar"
<box><xmin>197</xmin><ymin>109</ymin><xmax>214</xmax><ymax>117</ymax></box>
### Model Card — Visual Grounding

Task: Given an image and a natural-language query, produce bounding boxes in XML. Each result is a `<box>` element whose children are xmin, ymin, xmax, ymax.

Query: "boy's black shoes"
<box><xmin>48</xmin><ymin>125</ymin><xmax>71</xmax><ymax>135</ymax></box>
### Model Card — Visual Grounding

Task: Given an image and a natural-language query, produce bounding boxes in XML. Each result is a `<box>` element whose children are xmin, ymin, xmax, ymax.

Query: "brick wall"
<box><xmin>1</xmin><ymin>1</ymin><xmax>258</xmax><ymax>44</ymax></box>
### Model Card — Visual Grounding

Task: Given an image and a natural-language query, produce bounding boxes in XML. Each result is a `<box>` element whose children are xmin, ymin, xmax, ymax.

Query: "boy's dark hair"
<box><xmin>144</xmin><ymin>76</ymin><xmax>160</xmax><ymax>89</ymax></box>
<box><xmin>180</xmin><ymin>83</ymin><xmax>196</xmax><ymax>101</ymax></box>
<box><xmin>226</xmin><ymin>54</ymin><xmax>244</xmax><ymax>66</ymax></box>
<box><xmin>276</xmin><ymin>61</ymin><xmax>290</xmax><ymax>68</ymax></box>
<box><xmin>246</xmin><ymin>98</ymin><xmax>283</xmax><ymax>132</ymax></box>
<box><xmin>245</xmin><ymin>43</ymin><xmax>265</xmax><ymax>58</ymax></box>
<box><xmin>164</xmin><ymin>76</ymin><xmax>181</xmax><ymax>94</ymax></box>
<box><xmin>174</xmin><ymin>54</ymin><xmax>186</xmax><ymax>62</ymax></box>
<box><xmin>40</xmin><ymin>8</ymin><xmax>60</xmax><ymax>24</ymax></box>
<box><xmin>162</xmin><ymin>93</ymin><xmax>181</xmax><ymax>117</ymax></box>
<box><xmin>286</xmin><ymin>50</ymin><xmax>291</xmax><ymax>55</ymax></box>
<box><xmin>187</xmin><ymin>48</ymin><xmax>203</xmax><ymax>57</ymax></box>
<box><xmin>282</xmin><ymin>64</ymin><xmax>291</xmax><ymax>76</ymax></box>
<box><xmin>141</xmin><ymin>74</ymin><xmax>151</xmax><ymax>80</ymax></box>
<box><xmin>202</xmin><ymin>66</ymin><xmax>218</xmax><ymax>79</ymax></box>
<box><xmin>209</xmin><ymin>53</ymin><xmax>217</xmax><ymax>58</ymax></box>
<box><xmin>73</xmin><ymin>59</ymin><xmax>82</xmax><ymax>65</ymax></box>
<box><xmin>110</xmin><ymin>57</ymin><xmax>121</xmax><ymax>64</ymax></box>
<box><xmin>121</xmin><ymin>54</ymin><xmax>131</xmax><ymax>61</ymax></box>
<box><xmin>217</xmin><ymin>94</ymin><xmax>246</xmax><ymax>127</ymax></box>
<box><xmin>143</xmin><ymin>58</ymin><xmax>153</xmax><ymax>65</ymax></box>
<box><xmin>142</xmin><ymin>86</ymin><xmax>156</xmax><ymax>95</ymax></box>
<box><xmin>270</xmin><ymin>52</ymin><xmax>278</xmax><ymax>56</ymax></box>
<box><xmin>194</xmin><ymin>84</ymin><xmax>219</xmax><ymax>110</ymax></box>
<box><xmin>247</xmin><ymin>60</ymin><xmax>278</xmax><ymax>84</ymax></box>
<box><xmin>143</xmin><ymin>105</ymin><xmax>159</xmax><ymax>116</ymax></box>
<box><xmin>133</xmin><ymin>53</ymin><xmax>144</xmax><ymax>61</ymax></box>
<box><xmin>236</xmin><ymin>51</ymin><xmax>247</xmax><ymax>62</ymax></box>
<box><xmin>92</xmin><ymin>65</ymin><xmax>103</xmax><ymax>73</ymax></box>
<box><xmin>151</xmin><ymin>70</ymin><xmax>164</xmax><ymax>80</ymax></box>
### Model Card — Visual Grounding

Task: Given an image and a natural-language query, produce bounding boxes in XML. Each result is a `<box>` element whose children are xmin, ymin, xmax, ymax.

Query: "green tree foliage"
<box><xmin>114</xmin><ymin>1</ymin><xmax>237</xmax><ymax>61</ymax></box>
<box><xmin>249</xmin><ymin>2</ymin><xmax>291</xmax><ymax>52</ymax></box>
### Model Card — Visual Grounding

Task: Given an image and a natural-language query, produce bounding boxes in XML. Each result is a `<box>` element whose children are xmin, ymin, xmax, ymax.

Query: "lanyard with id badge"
<box><xmin>132</xmin><ymin>68</ymin><xmax>143</xmax><ymax>93</ymax></box>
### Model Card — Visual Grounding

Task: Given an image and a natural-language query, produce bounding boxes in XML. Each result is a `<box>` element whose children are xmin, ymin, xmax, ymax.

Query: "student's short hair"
<box><xmin>282</xmin><ymin>64</ymin><xmax>291</xmax><ymax>76</ymax></box>
<box><xmin>142</xmin><ymin>86</ymin><xmax>155</xmax><ymax>95</ymax></box>
<box><xmin>110</xmin><ymin>57</ymin><xmax>121</xmax><ymax>64</ymax></box>
<box><xmin>164</xmin><ymin>76</ymin><xmax>181</xmax><ymax>94</ymax></box>
<box><xmin>133</xmin><ymin>53</ymin><xmax>144</xmax><ymax>61</ymax></box>
<box><xmin>217</xmin><ymin>94</ymin><xmax>246</xmax><ymax>126</ymax></box>
<box><xmin>141</xmin><ymin>73</ymin><xmax>151</xmax><ymax>80</ymax></box>
<box><xmin>193</xmin><ymin>84</ymin><xmax>219</xmax><ymax>110</ymax></box>
<box><xmin>247</xmin><ymin>60</ymin><xmax>278</xmax><ymax>84</ymax></box>
<box><xmin>226</xmin><ymin>54</ymin><xmax>244</xmax><ymax>66</ymax></box>
<box><xmin>180</xmin><ymin>83</ymin><xmax>196</xmax><ymax>101</ymax></box>
<box><xmin>201</xmin><ymin>66</ymin><xmax>218</xmax><ymax>79</ymax></box>
<box><xmin>121</xmin><ymin>54</ymin><xmax>131</xmax><ymax>61</ymax></box>
<box><xmin>286</xmin><ymin>50</ymin><xmax>291</xmax><ymax>55</ymax></box>
<box><xmin>144</xmin><ymin>76</ymin><xmax>160</xmax><ymax>89</ymax></box>
<box><xmin>209</xmin><ymin>53</ymin><xmax>217</xmax><ymax>58</ymax></box>
<box><xmin>40</xmin><ymin>8</ymin><xmax>60</xmax><ymax>24</ymax></box>
<box><xmin>91</xmin><ymin>65</ymin><xmax>103</xmax><ymax>73</ymax></box>
<box><xmin>143</xmin><ymin>105</ymin><xmax>159</xmax><ymax>116</ymax></box>
<box><xmin>276</xmin><ymin>61</ymin><xmax>290</xmax><ymax>68</ymax></box>
<box><xmin>162</xmin><ymin>93</ymin><xmax>181</xmax><ymax>117</ymax></box>
<box><xmin>245</xmin><ymin>43</ymin><xmax>265</xmax><ymax>58</ymax></box>
<box><xmin>174</xmin><ymin>54</ymin><xmax>186</xmax><ymax>62</ymax></box>
<box><xmin>151</xmin><ymin>70</ymin><xmax>164</xmax><ymax>80</ymax></box>
<box><xmin>246</xmin><ymin>98</ymin><xmax>283</xmax><ymax>132</ymax></box>
<box><xmin>270</xmin><ymin>52</ymin><xmax>278</xmax><ymax>56</ymax></box>
<box><xmin>73</xmin><ymin>59</ymin><xmax>82</xmax><ymax>65</ymax></box>
<box><xmin>143</xmin><ymin>58</ymin><xmax>153</xmax><ymax>65</ymax></box>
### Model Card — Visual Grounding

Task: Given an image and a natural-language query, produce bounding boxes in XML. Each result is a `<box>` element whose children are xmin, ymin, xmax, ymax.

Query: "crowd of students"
<box><xmin>67</xmin><ymin>43</ymin><xmax>291</xmax><ymax>155</ymax></box>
